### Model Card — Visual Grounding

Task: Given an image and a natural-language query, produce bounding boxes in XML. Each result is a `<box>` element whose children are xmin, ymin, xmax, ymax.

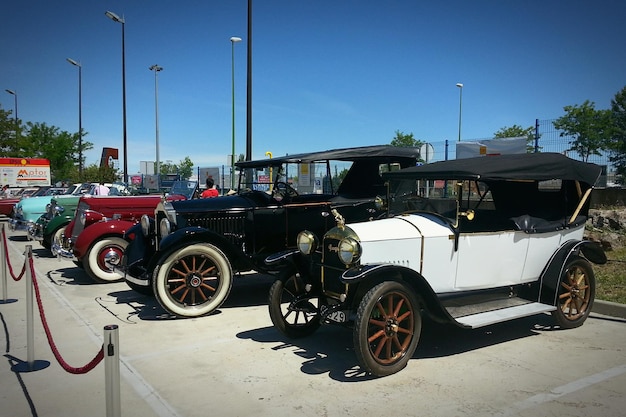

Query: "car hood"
<box><xmin>16</xmin><ymin>195</ymin><xmax>53</xmax><ymax>212</ymax></box>
<box><xmin>170</xmin><ymin>194</ymin><xmax>257</xmax><ymax>213</ymax></box>
<box><xmin>349</xmin><ymin>213</ymin><xmax>453</xmax><ymax>242</ymax></box>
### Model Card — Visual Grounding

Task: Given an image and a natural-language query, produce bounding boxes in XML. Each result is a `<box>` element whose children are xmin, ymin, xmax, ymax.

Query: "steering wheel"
<box><xmin>273</xmin><ymin>181</ymin><xmax>299</xmax><ymax>200</ymax></box>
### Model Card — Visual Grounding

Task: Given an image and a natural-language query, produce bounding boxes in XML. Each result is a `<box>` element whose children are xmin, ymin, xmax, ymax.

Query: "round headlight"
<box><xmin>374</xmin><ymin>195</ymin><xmax>384</xmax><ymax>210</ymax></box>
<box><xmin>79</xmin><ymin>212</ymin><xmax>87</xmax><ymax>226</ymax></box>
<box><xmin>338</xmin><ymin>237</ymin><xmax>361</xmax><ymax>265</ymax></box>
<box><xmin>297</xmin><ymin>230</ymin><xmax>318</xmax><ymax>255</ymax></box>
<box><xmin>159</xmin><ymin>217</ymin><xmax>171</xmax><ymax>238</ymax></box>
<box><xmin>54</xmin><ymin>205</ymin><xmax>65</xmax><ymax>215</ymax></box>
<box><xmin>140</xmin><ymin>214</ymin><xmax>152</xmax><ymax>236</ymax></box>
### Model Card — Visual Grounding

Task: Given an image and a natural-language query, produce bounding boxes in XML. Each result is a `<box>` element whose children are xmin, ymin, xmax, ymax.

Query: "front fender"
<box><xmin>45</xmin><ymin>215</ymin><xmax>72</xmax><ymax>235</ymax></box>
<box><xmin>73</xmin><ymin>219</ymin><xmax>137</xmax><ymax>259</ymax></box>
<box><xmin>148</xmin><ymin>226</ymin><xmax>245</xmax><ymax>274</ymax></box>
<box><xmin>341</xmin><ymin>263</ymin><xmax>455</xmax><ymax>325</ymax></box>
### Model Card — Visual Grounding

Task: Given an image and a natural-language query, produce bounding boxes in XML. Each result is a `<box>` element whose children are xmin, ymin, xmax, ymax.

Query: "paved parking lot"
<box><xmin>1</xmin><ymin>218</ymin><xmax>626</xmax><ymax>417</ymax></box>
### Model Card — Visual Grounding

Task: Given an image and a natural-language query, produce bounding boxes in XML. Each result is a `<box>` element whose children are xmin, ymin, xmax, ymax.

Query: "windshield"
<box><xmin>169</xmin><ymin>180</ymin><xmax>198</xmax><ymax>199</ymax></box>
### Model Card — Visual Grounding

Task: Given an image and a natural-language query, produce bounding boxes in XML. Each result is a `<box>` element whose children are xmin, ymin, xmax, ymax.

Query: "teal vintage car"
<box><xmin>29</xmin><ymin>183</ymin><xmax>93</xmax><ymax>249</ymax></box>
<box><xmin>9</xmin><ymin>187</ymin><xmax>68</xmax><ymax>233</ymax></box>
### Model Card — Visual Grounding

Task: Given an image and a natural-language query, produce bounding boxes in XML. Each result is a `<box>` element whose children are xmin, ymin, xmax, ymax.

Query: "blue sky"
<box><xmin>1</xmin><ymin>0</ymin><xmax>625</xmax><ymax>175</ymax></box>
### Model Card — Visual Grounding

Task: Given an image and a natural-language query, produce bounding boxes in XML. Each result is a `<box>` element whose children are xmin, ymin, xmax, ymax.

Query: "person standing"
<box><xmin>94</xmin><ymin>181</ymin><xmax>110</xmax><ymax>196</ymax></box>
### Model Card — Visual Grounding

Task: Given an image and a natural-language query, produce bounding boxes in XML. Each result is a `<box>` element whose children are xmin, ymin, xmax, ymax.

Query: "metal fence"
<box><xmin>423</xmin><ymin>118</ymin><xmax>616</xmax><ymax>186</ymax></box>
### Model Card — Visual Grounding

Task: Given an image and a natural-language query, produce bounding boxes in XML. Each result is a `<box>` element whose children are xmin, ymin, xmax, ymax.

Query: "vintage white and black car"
<box><xmin>266</xmin><ymin>152</ymin><xmax>606</xmax><ymax>377</ymax></box>
<box><xmin>121</xmin><ymin>145</ymin><xmax>420</xmax><ymax>318</ymax></box>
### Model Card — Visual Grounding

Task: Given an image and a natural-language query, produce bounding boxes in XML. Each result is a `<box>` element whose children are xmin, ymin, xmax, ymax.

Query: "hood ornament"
<box><xmin>331</xmin><ymin>208</ymin><xmax>345</xmax><ymax>230</ymax></box>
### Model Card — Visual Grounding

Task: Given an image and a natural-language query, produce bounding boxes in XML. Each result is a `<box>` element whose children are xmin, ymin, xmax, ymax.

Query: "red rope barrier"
<box><xmin>2</xmin><ymin>227</ymin><xmax>26</xmax><ymax>281</ymax></box>
<box><xmin>28</xmin><ymin>254</ymin><xmax>105</xmax><ymax>374</ymax></box>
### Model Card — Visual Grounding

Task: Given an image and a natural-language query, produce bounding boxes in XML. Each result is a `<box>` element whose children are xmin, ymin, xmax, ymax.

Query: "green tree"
<box><xmin>553</xmin><ymin>100</ymin><xmax>612</xmax><ymax>162</ymax></box>
<box><xmin>81</xmin><ymin>163</ymin><xmax>119</xmax><ymax>183</ymax></box>
<box><xmin>21</xmin><ymin>122</ymin><xmax>93</xmax><ymax>182</ymax></box>
<box><xmin>493</xmin><ymin>124</ymin><xmax>537</xmax><ymax>152</ymax></box>
<box><xmin>158</xmin><ymin>156</ymin><xmax>194</xmax><ymax>180</ymax></box>
<box><xmin>390</xmin><ymin>130</ymin><xmax>423</xmax><ymax>148</ymax></box>
<box><xmin>0</xmin><ymin>104</ymin><xmax>21</xmax><ymax>156</ymax></box>
<box><xmin>608</xmin><ymin>86</ymin><xmax>626</xmax><ymax>184</ymax></box>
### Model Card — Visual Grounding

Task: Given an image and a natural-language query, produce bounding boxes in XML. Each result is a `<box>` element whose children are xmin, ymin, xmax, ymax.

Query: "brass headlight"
<box><xmin>338</xmin><ymin>237</ymin><xmax>361</xmax><ymax>265</ymax></box>
<box><xmin>297</xmin><ymin>230</ymin><xmax>318</xmax><ymax>255</ymax></box>
<box><xmin>159</xmin><ymin>217</ymin><xmax>171</xmax><ymax>238</ymax></box>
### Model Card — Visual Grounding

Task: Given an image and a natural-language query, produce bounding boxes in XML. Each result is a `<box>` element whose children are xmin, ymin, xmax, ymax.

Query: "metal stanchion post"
<box><xmin>25</xmin><ymin>245</ymin><xmax>35</xmax><ymax>369</ymax></box>
<box><xmin>104</xmin><ymin>324</ymin><xmax>121</xmax><ymax>417</ymax></box>
<box><xmin>1</xmin><ymin>223</ymin><xmax>7</xmax><ymax>302</ymax></box>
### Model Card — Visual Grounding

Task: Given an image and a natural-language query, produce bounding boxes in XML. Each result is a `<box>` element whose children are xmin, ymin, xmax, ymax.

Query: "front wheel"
<box><xmin>83</xmin><ymin>237</ymin><xmax>128</xmax><ymax>283</ymax></box>
<box><xmin>268</xmin><ymin>269</ymin><xmax>321</xmax><ymax>338</ymax></box>
<box><xmin>551</xmin><ymin>257</ymin><xmax>595</xmax><ymax>329</ymax></box>
<box><xmin>354</xmin><ymin>281</ymin><xmax>422</xmax><ymax>377</ymax></box>
<box><xmin>153</xmin><ymin>243</ymin><xmax>233</xmax><ymax>318</ymax></box>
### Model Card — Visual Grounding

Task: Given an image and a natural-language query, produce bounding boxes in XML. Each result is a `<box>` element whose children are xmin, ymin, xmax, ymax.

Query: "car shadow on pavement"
<box><xmin>45</xmin><ymin>267</ymin><xmax>97</xmax><ymax>286</ymax></box>
<box><xmin>100</xmin><ymin>274</ymin><xmax>277</xmax><ymax>322</ymax></box>
<box><xmin>237</xmin><ymin>313</ymin><xmax>557</xmax><ymax>381</ymax></box>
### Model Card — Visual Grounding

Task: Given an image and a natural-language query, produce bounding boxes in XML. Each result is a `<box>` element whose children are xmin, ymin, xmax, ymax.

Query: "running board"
<box><xmin>454</xmin><ymin>302</ymin><xmax>556</xmax><ymax>328</ymax></box>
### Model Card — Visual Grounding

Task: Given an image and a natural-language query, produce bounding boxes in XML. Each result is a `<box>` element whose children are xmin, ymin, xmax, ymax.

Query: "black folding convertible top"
<box><xmin>383</xmin><ymin>153</ymin><xmax>602</xmax><ymax>186</ymax></box>
<box><xmin>236</xmin><ymin>145</ymin><xmax>421</xmax><ymax>169</ymax></box>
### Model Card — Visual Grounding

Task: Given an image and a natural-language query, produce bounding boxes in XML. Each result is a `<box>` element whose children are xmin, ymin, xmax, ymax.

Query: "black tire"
<box><xmin>354</xmin><ymin>281</ymin><xmax>422</xmax><ymax>377</ymax></box>
<box><xmin>83</xmin><ymin>237</ymin><xmax>128</xmax><ymax>283</ymax></box>
<box><xmin>268</xmin><ymin>269</ymin><xmax>320</xmax><ymax>338</ymax></box>
<box><xmin>152</xmin><ymin>243</ymin><xmax>233</xmax><ymax>318</ymax></box>
<box><xmin>551</xmin><ymin>257</ymin><xmax>595</xmax><ymax>329</ymax></box>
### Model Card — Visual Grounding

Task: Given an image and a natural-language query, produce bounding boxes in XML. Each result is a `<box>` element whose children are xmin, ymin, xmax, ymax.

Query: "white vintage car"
<box><xmin>266</xmin><ymin>152</ymin><xmax>607</xmax><ymax>377</ymax></box>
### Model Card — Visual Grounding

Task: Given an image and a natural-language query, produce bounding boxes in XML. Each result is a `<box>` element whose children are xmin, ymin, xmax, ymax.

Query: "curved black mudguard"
<box><xmin>539</xmin><ymin>239</ymin><xmax>605</xmax><ymax>306</ymax></box>
<box><xmin>342</xmin><ymin>263</ymin><xmax>458</xmax><ymax>325</ymax></box>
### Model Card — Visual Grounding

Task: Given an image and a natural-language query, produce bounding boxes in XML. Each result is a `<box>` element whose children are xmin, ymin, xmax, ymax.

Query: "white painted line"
<box><xmin>494</xmin><ymin>364</ymin><xmax>626</xmax><ymax>416</ymax></box>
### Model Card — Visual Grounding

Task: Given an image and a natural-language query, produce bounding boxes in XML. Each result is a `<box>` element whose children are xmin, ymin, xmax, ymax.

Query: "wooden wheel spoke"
<box><xmin>200</xmin><ymin>265</ymin><xmax>216</xmax><ymax>276</ymax></box>
<box><xmin>368</xmin><ymin>318</ymin><xmax>386</xmax><ymax>328</ymax></box>
<box><xmin>375</xmin><ymin>301</ymin><xmax>387</xmax><ymax>318</ymax></box>
<box><xmin>368</xmin><ymin>329</ymin><xmax>386</xmax><ymax>344</ymax></box>
<box><xmin>170</xmin><ymin>282</ymin><xmax>187</xmax><ymax>294</ymax></box>
<box><xmin>200</xmin><ymin>282</ymin><xmax>217</xmax><ymax>292</ymax></box>
<box><xmin>397</xmin><ymin>310</ymin><xmax>412</xmax><ymax>323</ymax></box>
<box><xmin>171</xmin><ymin>267</ymin><xmax>187</xmax><ymax>277</ymax></box>
<box><xmin>177</xmin><ymin>288</ymin><xmax>190</xmax><ymax>302</ymax></box>
<box><xmin>194</xmin><ymin>287</ymin><xmax>208</xmax><ymax>301</ymax></box>
<box><xmin>559</xmin><ymin>291</ymin><xmax>572</xmax><ymax>300</ymax></box>
<box><xmin>393</xmin><ymin>297</ymin><xmax>405</xmax><ymax>317</ymax></box>
<box><xmin>179</xmin><ymin>259</ymin><xmax>192</xmax><ymax>273</ymax></box>
<box><xmin>373</xmin><ymin>336</ymin><xmax>388</xmax><ymax>357</ymax></box>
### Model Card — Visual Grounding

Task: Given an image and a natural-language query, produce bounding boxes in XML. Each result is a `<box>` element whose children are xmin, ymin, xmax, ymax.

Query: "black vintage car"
<box><xmin>121</xmin><ymin>145</ymin><xmax>420</xmax><ymax>318</ymax></box>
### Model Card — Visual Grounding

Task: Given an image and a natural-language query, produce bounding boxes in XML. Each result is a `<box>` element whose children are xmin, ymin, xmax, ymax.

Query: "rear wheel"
<box><xmin>83</xmin><ymin>237</ymin><xmax>128</xmax><ymax>283</ymax></box>
<box><xmin>268</xmin><ymin>269</ymin><xmax>321</xmax><ymax>338</ymax></box>
<box><xmin>153</xmin><ymin>243</ymin><xmax>233</xmax><ymax>318</ymax></box>
<box><xmin>354</xmin><ymin>281</ymin><xmax>422</xmax><ymax>377</ymax></box>
<box><xmin>551</xmin><ymin>258</ymin><xmax>595</xmax><ymax>329</ymax></box>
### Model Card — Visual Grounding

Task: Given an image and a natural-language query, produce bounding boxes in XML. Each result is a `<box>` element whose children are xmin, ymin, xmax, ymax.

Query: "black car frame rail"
<box><xmin>120</xmin><ymin>144</ymin><xmax>421</xmax><ymax>318</ymax></box>
<box><xmin>266</xmin><ymin>152</ymin><xmax>607</xmax><ymax>377</ymax></box>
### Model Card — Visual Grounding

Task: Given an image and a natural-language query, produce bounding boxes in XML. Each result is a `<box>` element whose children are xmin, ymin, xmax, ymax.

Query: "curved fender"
<box><xmin>341</xmin><ymin>264</ymin><xmax>456</xmax><ymax>325</ymax></box>
<box><xmin>45</xmin><ymin>214</ymin><xmax>72</xmax><ymax>236</ymax></box>
<box><xmin>73</xmin><ymin>219</ymin><xmax>136</xmax><ymax>259</ymax></box>
<box><xmin>538</xmin><ymin>239</ymin><xmax>605</xmax><ymax>306</ymax></box>
<box><xmin>148</xmin><ymin>226</ymin><xmax>244</xmax><ymax>274</ymax></box>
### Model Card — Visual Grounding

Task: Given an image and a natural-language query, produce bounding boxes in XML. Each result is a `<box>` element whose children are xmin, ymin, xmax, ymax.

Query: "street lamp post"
<box><xmin>149</xmin><ymin>65</ymin><xmax>163</xmax><ymax>176</ymax></box>
<box><xmin>456</xmin><ymin>83</ymin><xmax>463</xmax><ymax>142</ymax></box>
<box><xmin>66</xmin><ymin>58</ymin><xmax>83</xmax><ymax>175</ymax></box>
<box><xmin>5</xmin><ymin>89</ymin><xmax>18</xmax><ymax>150</ymax></box>
<box><xmin>105</xmin><ymin>10</ymin><xmax>128</xmax><ymax>183</ymax></box>
<box><xmin>230</xmin><ymin>36</ymin><xmax>242</xmax><ymax>191</ymax></box>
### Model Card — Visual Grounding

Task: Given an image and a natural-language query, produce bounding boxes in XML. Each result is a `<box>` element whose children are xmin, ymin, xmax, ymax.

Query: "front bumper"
<box><xmin>51</xmin><ymin>233</ymin><xmax>76</xmax><ymax>260</ymax></box>
<box><xmin>9</xmin><ymin>218</ymin><xmax>32</xmax><ymax>233</ymax></box>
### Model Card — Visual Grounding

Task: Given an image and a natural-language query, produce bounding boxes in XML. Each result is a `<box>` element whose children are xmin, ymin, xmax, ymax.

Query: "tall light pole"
<box><xmin>456</xmin><ymin>83</ymin><xmax>463</xmax><ymax>142</ymax></box>
<box><xmin>230</xmin><ymin>36</ymin><xmax>242</xmax><ymax>190</ymax></box>
<box><xmin>105</xmin><ymin>10</ymin><xmax>128</xmax><ymax>183</ymax></box>
<box><xmin>149</xmin><ymin>65</ymin><xmax>163</xmax><ymax>176</ymax></box>
<box><xmin>66</xmin><ymin>58</ymin><xmax>83</xmax><ymax>175</ymax></box>
<box><xmin>5</xmin><ymin>89</ymin><xmax>18</xmax><ymax>149</ymax></box>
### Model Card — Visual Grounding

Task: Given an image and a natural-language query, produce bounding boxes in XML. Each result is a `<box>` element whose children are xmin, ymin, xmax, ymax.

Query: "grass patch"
<box><xmin>594</xmin><ymin>246</ymin><xmax>626</xmax><ymax>304</ymax></box>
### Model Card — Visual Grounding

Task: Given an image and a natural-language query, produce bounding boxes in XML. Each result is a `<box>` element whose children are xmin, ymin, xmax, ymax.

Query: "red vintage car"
<box><xmin>54</xmin><ymin>182</ymin><xmax>195</xmax><ymax>283</ymax></box>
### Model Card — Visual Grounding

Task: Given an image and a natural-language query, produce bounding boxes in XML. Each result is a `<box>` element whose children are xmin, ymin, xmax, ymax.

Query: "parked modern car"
<box><xmin>266</xmin><ymin>153</ymin><xmax>606</xmax><ymax>377</ymax></box>
<box><xmin>121</xmin><ymin>145</ymin><xmax>421</xmax><ymax>318</ymax></box>
<box><xmin>54</xmin><ymin>181</ymin><xmax>195</xmax><ymax>282</ymax></box>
